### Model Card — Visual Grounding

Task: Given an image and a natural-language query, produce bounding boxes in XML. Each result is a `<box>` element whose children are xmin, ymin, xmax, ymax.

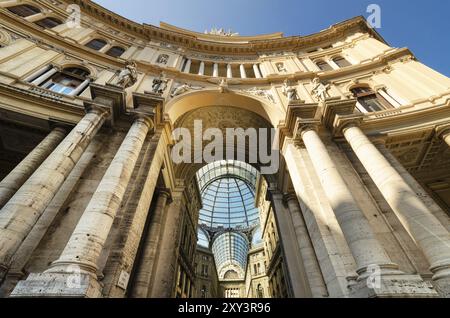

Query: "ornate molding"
<box><xmin>332</xmin><ymin>114</ymin><xmax>364</xmax><ymax>137</ymax></box>
<box><xmin>239</xmin><ymin>87</ymin><xmax>276</xmax><ymax>104</ymax></box>
<box><xmin>63</xmin><ymin>1</ymin><xmax>387</xmax><ymax>55</ymax></box>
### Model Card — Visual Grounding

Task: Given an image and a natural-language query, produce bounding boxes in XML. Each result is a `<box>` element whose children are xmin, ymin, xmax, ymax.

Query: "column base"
<box><xmin>0</xmin><ymin>263</ymin><xmax>8</xmax><ymax>283</ymax></box>
<box><xmin>349</xmin><ymin>273</ymin><xmax>439</xmax><ymax>298</ymax></box>
<box><xmin>0</xmin><ymin>270</ymin><xmax>25</xmax><ymax>297</ymax></box>
<box><xmin>431</xmin><ymin>266</ymin><xmax>450</xmax><ymax>297</ymax></box>
<box><xmin>10</xmin><ymin>272</ymin><xmax>103</xmax><ymax>298</ymax></box>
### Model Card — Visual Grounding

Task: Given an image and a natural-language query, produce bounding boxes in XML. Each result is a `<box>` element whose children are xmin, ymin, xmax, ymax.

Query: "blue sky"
<box><xmin>95</xmin><ymin>0</ymin><xmax>449</xmax><ymax>76</ymax></box>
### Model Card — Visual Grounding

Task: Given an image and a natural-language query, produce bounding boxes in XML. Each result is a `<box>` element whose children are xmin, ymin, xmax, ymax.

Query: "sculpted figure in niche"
<box><xmin>276</xmin><ymin>62</ymin><xmax>287</xmax><ymax>73</ymax></box>
<box><xmin>156</xmin><ymin>54</ymin><xmax>169</xmax><ymax>65</ymax></box>
<box><xmin>117</xmin><ymin>61</ymin><xmax>138</xmax><ymax>88</ymax></box>
<box><xmin>282</xmin><ymin>80</ymin><xmax>299</xmax><ymax>102</ymax></box>
<box><xmin>152</xmin><ymin>73</ymin><xmax>169</xmax><ymax>94</ymax></box>
<box><xmin>311</xmin><ymin>77</ymin><xmax>330</xmax><ymax>102</ymax></box>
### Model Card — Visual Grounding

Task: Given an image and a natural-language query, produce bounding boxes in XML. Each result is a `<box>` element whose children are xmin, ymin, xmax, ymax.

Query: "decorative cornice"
<box><xmin>64</xmin><ymin>1</ymin><xmax>386</xmax><ymax>55</ymax></box>
<box><xmin>322</xmin><ymin>98</ymin><xmax>357</xmax><ymax>128</ymax></box>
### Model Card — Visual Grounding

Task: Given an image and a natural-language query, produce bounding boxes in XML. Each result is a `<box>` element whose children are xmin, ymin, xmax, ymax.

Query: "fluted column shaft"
<box><xmin>343</xmin><ymin>124</ymin><xmax>450</xmax><ymax>285</ymax></box>
<box><xmin>285</xmin><ymin>195</ymin><xmax>328</xmax><ymax>297</ymax></box>
<box><xmin>0</xmin><ymin>108</ymin><xmax>107</xmax><ymax>278</ymax></box>
<box><xmin>132</xmin><ymin>189</ymin><xmax>170</xmax><ymax>298</ymax></box>
<box><xmin>150</xmin><ymin>192</ymin><xmax>184</xmax><ymax>298</ymax></box>
<box><xmin>48</xmin><ymin>117</ymin><xmax>152</xmax><ymax>274</ymax></box>
<box><xmin>300</xmin><ymin>126</ymin><xmax>395</xmax><ymax>274</ymax></box>
<box><xmin>0</xmin><ymin>127</ymin><xmax>66</xmax><ymax>209</ymax></box>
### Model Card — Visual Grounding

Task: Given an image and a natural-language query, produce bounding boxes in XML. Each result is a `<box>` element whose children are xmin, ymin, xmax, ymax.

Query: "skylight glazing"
<box><xmin>195</xmin><ymin>160</ymin><xmax>261</xmax><ymax>279</ymax></box>
<box><xmin>212</xmin><ymin>231</ymin><xmax>249</xmax><ymax>274</ymax></box>
<box><xmin>197</xmin><ymin>160</ymin><xmax>259</xmax><ymax>229</ymax></box>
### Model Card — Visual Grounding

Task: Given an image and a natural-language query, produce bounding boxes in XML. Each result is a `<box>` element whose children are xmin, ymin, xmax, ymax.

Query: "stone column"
<box><xmin>25</xmin><ymin>13</ymin><xmax>46</xmax><ymax>23</ymax></box>
<box><xmin>31</xmin><ymin>67</ymin><xmax>58</xmax><ymax>86</ymax></box>
<box><xmin>68</xmin><ymin>78</ymin><xmax>91</xmax><ymax>97</ymax></box>
<box><xmin>132</xmin><ymin>189</ymin><xmax>171</xmax><ymax>298</ymax></box>
<box><xmin>343</xmin><ymin>123</ymin><xmax>450</xmax><ymax>295</ymax></box>
<box><xmin>0</xmin><ymin>108</ymin><xmax>107</xmax><ymax>281</ymax></box>
<box><xmin>150</xmin><ymin>191</ymin><xmax>184</xmax><ymax>298</ymax></box>
<box><xmin>226</xmin><ymin>64</ymin><xmax>233</xmax><ymax>78</ymax></box>
<box><xmin>24</xmin><ymin>65</ymin><xmax>52</xmax><ymax>82</ymax></box>
<box><xmin>284</xmin><ymin>194</ymin><xmax>328</xmax><ymax>298</ymax></box>
<box><xmin>0</xmin><ymin>127</ymin><xmax>66</xmax><ymax>209</ymax></box>
<box><xmin>240</xmin><ymin>64</ymin><xmax>247</xmax><ymax>78</ymax></box>
<box><xmin>327</xmin><ymin>58</ymin><xmax>341</xmax><ymax>70</ymax></box>
<box><xmin>377</xmin><ymin>89</ymin><xmax>401</xmax><ymax>108</ymax></box>
<box><xmin>269</xmin><ymin>190</ymin><xmax>311</xmax><ymax>298</ymax></box>
<box><xmin>440</xmin><ymin>129</ymin><xmax>450</xmax><ymax>147</ymax></box>
<box><xmin>198</xmin><ymin>61</ymin><xmax>205</xmax><ymax>76</ymax></box>
<box><xmin>183</xmin><ymin>59</ymin><xmax>192</xmax><ymax>73</ymax></box>
<box><xmin>12</xmin><ymin>116</ymin><xmax>153</xmax><ymax>297</ymax></box>
<box><xmin>213</xmin><ymin>63</ymin><xmax>219</xmax><ymax>77</ymax></box>
<box><xmin>300</xmin><ymin>125</ymin><xmax>397</xmax><ymax>276</ymax></box>
<box><xmin>253</xmin><ymin>64</ymin><xmax>262</xmax><ymax>78</ymax></box>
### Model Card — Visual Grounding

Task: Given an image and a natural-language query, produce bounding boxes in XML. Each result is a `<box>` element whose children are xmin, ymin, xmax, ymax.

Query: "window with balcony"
<box><xmin>351</xmin><ymin>87</ymin><xmax>393</xmax><ymax>113</ymax></box>
<box><xmin>41</xmin><ymin>67</ymin><xmax>90</xmax><ymax>96</ymax></box>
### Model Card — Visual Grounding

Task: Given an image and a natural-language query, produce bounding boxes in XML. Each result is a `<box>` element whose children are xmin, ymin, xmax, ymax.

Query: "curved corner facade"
<box><xmin>0</xmin><ymin>0</ymin><xmax>449</xmax><ymax>298</ymax></box>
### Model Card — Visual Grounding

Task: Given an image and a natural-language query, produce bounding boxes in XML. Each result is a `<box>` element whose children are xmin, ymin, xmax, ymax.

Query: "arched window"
<box><xmin>41</xmin><ymin>67</ymin><xmax>90</xmax><ymax>96</ymax></box>
<box><xmin>85</xmin><ymin>39</ymin><xmax>107</xmax><ymax>51</ymax></box>
<box><xmin>315</xmin><ymin>60</ymin><xmax>333</xmax><ymax>72</ymax></box>
<box><xmin>257</xmin><ymin>284</ymin><xmax>264</xmax><ymax>298</ymax></box>
<box><xmin>7</xmin><ymin>4</ymin><xmax>41</xmax><ymax>17</ymax></box>
<box><xmin>351</xmin><ymin>87</ymin><xmax>393</xmax><ymax>113</ymax></box>
<box><xmin>332</xmin><ymin>56</ymin><xmax>351</xmax><ymax>68</ymax></box>
<box><xmin>35</xmin><ymin>17</ymin><xmax>62</xmax><ymax>29</ymax></box>
<box><xmin>106</xmin><ymin>46</ymin><xmax>126</xmax><ymax>58</ymax></box>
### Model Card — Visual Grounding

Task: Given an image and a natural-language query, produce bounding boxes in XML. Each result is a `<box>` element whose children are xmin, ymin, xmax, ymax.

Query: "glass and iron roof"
<box><xmin>197</xmin><ymin>160</ymin><xmax>259</xmax><ymax>229</ymax></box>
<box><xmin>212</xmin><ymin>231</ymin><xmax>249</xmax><ymax>278</ymax></box>
<box><xmin>196</xmin><ymin>160</ymin><xmax>261</xmax><ymax>279</ymax></box>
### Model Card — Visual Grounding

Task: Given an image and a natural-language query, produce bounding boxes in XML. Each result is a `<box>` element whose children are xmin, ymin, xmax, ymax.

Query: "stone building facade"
<box><xmin>0</xmin><ymin>0</ymin><xmax>449</xmax><ymax>298</ymax></box>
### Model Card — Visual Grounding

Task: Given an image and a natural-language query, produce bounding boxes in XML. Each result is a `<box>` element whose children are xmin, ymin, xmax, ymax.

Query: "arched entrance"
<box><xmin>131</xmin><ymin>90</ymin><xmax>311</xmax><ymax>298</ymax></box>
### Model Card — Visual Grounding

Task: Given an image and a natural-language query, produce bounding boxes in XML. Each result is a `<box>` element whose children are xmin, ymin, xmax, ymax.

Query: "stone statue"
<box><xmin>276</xmin><ymin>62</ymin><xmax>287</xmax><ymax>73</ymax></box>
<box><xmin>282</xmin><ymin>80</ymin><xmax>299</xmax><ymax>102</ymax></box>
<box><xmin>205</xmin><ymin>27</ymin><xmax>239</xmax><ymax>37</ymax></box>
<box><xmin>152</xmin><ymin>73</ymin><xmax>169</xmax><ymax>94</ymax></box>
<box><xmin>156</xmin><ymin>54</ymin><xmax>169</xmax><ymax>65</ymax></box>
<box><xmin>242</xmin><ymin>87</ymin><xmax>276</xmax><ymax>104</ymax></box>
<box><xmin>218</xmin><ymin>78</ymin><xmax>228</xmax><ymax>93</ymax></box>
<box><xmin>170</xmin><ymin>82</ymin><xmax>202</xmax><ymax>98</ymax></box>
<box><xmin>117</xmin><ymin>61</ymin><xmax>138</xmax><ymax>88</ymax></box>
<box><xmin>311</xmin><ymin>77</ymin><xmax>330</xmax><ymax>102</ymax></box>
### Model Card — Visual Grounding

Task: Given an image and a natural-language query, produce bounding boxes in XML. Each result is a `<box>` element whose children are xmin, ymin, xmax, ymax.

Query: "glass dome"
<box><xmin>196</xmin><ymin>160</ymin><xmax>261</xmax><ymax>279</ymax></box>
<box><xmin>212</xmin><ymin>231</ymin><xmax>249</xmax><ymax>277</ymax></box>
<box><xmin>197</xmin><ymin>160</ymin><xmax>260</xmax><ymax>229</ymax></box>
